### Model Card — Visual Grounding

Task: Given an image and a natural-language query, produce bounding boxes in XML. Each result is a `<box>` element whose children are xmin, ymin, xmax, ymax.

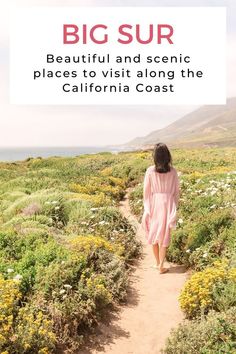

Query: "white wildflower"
<box><xmin>210</xmin><ymin>205</ymin><xmax>216</xmax><ymax>209</ymax></box>
<box><xmin>7</xmin><ymin>268</ymin><xmax>14</xmax><ymax>273</ymax></box>
<box><xmin>63</xmin><ymin>284</ymin><xmax>72</xmax><ymax>289</ymax></box>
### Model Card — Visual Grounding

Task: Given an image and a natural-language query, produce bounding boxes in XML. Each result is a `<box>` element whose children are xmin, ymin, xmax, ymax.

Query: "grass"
<box><xmin>0</xmin><ymin>147</ymin><xmax>236</xmax><ymax>353</ymax></box>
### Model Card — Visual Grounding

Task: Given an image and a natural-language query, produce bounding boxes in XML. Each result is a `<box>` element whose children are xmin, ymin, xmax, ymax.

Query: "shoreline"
<box><xmin>0</xmin><ymin>146</ymin><xmax>135</xmax><ymax>163</ymax></box>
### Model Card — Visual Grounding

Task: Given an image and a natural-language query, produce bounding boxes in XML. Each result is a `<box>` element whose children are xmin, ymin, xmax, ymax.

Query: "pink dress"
<box><xmin>141</xmin><ymin>165</ymin><xmax>180</xmax><ymax>247</ymax></box>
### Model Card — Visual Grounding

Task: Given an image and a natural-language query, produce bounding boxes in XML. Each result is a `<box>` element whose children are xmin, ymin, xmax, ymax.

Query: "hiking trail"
<box><xmin>80</xmin><ymin>190</ymin><xmax>188</xmax><ymax>354</ymax></box>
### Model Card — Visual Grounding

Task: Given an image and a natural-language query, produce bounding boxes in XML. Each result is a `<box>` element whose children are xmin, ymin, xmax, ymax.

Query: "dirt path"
<box><xmin>80</xmin><ymin>191</ymin><xmax>187</xmax><ymax>354</ymax></box>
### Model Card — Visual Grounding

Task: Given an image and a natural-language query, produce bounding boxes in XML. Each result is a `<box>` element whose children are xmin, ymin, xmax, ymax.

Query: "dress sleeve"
<box><xmin>174</xmin><ymin>170</ymin><xmax>180</xmax><ymax>207</ymax></box>
<box><xmin>143</xmin><ymin>169</ymin><xmax>152</xmax><ymax>215</ymax></box>
<box><xmin>141</xmin><ymin>169</ymin><xmax>152</xmax><ymax>236</ymax></box>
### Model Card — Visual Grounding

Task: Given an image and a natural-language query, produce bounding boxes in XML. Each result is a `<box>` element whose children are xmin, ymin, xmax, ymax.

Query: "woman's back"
<box><xmin>145</xmin><ymin>165</ymin><xmax>179</xmax><ymax>197</ymax></box>
<box><xmin>141</xmin><ymin>143</ymin><xmax>180</xmax><ymax>273</ymax></box>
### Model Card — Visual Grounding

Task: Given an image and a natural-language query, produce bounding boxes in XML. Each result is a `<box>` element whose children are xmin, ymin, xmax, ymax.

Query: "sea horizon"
<box><xmin>0</xmin><ymin>146</ymin><xmax>133</xmax><ymax>162</ymax></box>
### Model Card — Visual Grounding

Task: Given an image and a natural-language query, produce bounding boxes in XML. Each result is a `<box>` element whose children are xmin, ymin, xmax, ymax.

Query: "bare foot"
<box><xmin>159</xmin><ymin>267</ymin><xmax>169</xmax><ymax>274</ymax></box>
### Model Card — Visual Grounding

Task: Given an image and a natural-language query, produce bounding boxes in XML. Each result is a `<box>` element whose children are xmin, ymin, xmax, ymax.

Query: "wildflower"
<box><xmin>59</xmin><ymin>289</ymin><xmax>66</xmax><ymax>294</ymax></box>
<box><xmin>13</xmin><ymin>274</ymin><xmax>22</xmax><ymax>281</ymax></box>
<box><xmin>209</xmin><ymin>204</ymin><xmax>216</xmax><ymax>209</ymax></box>
<box><xmin>186</xmin><ymin>249</ymin><xmax>191</xmax><ymax>253</ymax></box>
<box><xmin>178</xmin><ymin>218</ymin><xmax>183</xmax><ymax>224</ymax></box>
<box><xmin>63</xmin><ymin>284</ymin><xmax>72</xmax><ymax>289</ymax></box>
<box><xmin>203</xmin><ymin>252</ymin><xmax>208</xmax><ymax>258</ymax></box>
<box><xmin>7</xmin><ymin>268</ymin><xmax>14</xmax><ymax>273</ymax></box>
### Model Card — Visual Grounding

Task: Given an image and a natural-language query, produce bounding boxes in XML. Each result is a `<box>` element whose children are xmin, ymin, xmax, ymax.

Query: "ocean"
<box><xmin>0</xmin><ymin>146</ymin><xmax>129</xmax><ymax>162</ymax></box>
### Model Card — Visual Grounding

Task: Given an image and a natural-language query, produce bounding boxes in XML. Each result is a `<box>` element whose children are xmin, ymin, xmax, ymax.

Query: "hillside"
<box><xmin>124</xmin><ymin>97</ymin><xmax>236</xmax><ymax>148</ymax></box>
<box><xmin>0</xmin><ymin>149</ymin><xmax>236</xmax><ymax>353</ymax></box>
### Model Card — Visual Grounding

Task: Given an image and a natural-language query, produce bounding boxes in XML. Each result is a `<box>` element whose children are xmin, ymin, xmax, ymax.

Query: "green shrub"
<box><xmin>179</xmin><ymin>261</ymin><xmax>236</xmax><ymax>319</ymax></box>
<box><xmin>34</xmin><ymin>254</ymin><xmax>87</xmax><ymax>298</ymax></box>
<box><xmin>69</xmin><ymin>236</ymin><xmax>128</xmax><ymax>301</ymax></box>
<box><xmin>163</xmin><ymin>307</ymin><xmax>236</xmax><ymax>354</ymax></box>
<box><xmin>66</xmin><ymin>207</ymin><xmax>141</xmax><ymax>262</ymax></box>
<box><xmin>168</xmin><ymin>210</ymin><xmax>235</xmax><ymax>265</ymax></box>
<box><xmin>13</xmin><ymin>305</ymin><xmax>56</xmax><ymax>354</ymax></box>
<box><xmin>212</xmin><ymin>279</ymin><xmax>236</xmax><ymax>312</ymax></box>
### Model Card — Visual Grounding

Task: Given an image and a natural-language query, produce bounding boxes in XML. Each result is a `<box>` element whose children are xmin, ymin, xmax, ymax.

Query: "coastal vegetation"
<box><xmin>0</xmin><ymin>152</ymin><xmax>144</xmax><ymax>353</ymax></box>
<box><xmin>129</xmin><ymin>147</ymin><xmax>236</xmax><ymax>354</ymax></box>
<box><xmin>0</xmin><ymin>147</ymin><xmax>236</xmax><ymax>353</ymax></box>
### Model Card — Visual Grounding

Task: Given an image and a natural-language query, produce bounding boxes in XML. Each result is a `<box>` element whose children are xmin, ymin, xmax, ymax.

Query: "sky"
<box><xmin>0</xmin><ymin>0</ymin><xmax>235</xmax><ymax>147</ymax></box>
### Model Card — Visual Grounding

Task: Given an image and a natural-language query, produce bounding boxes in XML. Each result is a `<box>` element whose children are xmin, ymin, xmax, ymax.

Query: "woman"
<box><xmin>141</xmin><ymin>143</ymin><xmax>180</xmax><ymax>274</ymax></box>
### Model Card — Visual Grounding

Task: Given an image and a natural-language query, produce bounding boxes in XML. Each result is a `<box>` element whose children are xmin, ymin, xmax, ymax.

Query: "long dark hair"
<box><xmin>153</xmin><ymin>143</ymin><xmax>172</xmax><ymax>173</ymax></box>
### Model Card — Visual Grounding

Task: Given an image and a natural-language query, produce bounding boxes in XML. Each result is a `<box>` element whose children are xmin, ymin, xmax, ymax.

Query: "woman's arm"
<box><xmin>143</xmin><ymin>169</ymin><xmax>152</xmax><ymax>215</ymax></box>
<box><xmin>141</xmin><ymin>168</ymin><xmax>152</xmax><ymax>233</ymax></box>
<box><xmin>174</xmin><ymin>170</ymin><xmax>180</xmax><ymax>207</ymax></box>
